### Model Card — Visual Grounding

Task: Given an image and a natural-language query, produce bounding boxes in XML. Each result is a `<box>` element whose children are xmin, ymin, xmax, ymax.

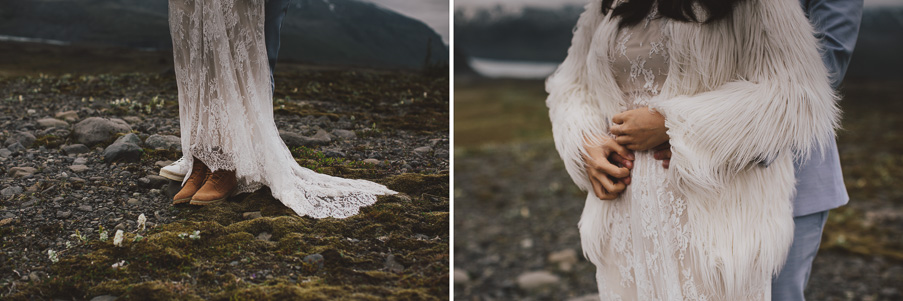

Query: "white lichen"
<box><xmin>113</xmin><ymin>230</ymin><xmax>124</xmax><ymax>247</ymax></box>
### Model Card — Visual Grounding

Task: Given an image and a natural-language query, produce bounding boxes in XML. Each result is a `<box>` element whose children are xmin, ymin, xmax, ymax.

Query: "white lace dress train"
<box><xmin>168</xmin><ymin>0</ymin><xmax>396</xmax><ymax>218</ymax></box>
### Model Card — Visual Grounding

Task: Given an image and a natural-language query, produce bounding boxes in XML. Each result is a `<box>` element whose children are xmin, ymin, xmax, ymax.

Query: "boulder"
<box><xmin>12</xmin><ymin>131</ymin><xmax>36</xmax><ymax>148</ymax></box>
<box><xmin>103</xmin><ymin>142</ymin><xmax>142</xmax><ymax>163</ymax></box>
<box><xmin>73</xmin><ymin>117</ymin><xmax>132</xmax><ymax>146</ymax></box>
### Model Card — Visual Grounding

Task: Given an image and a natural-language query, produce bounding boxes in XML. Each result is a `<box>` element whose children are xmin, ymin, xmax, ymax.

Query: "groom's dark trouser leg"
<box><xmin>264</xmin><ymin>0</ymin><xmax>292</xmax><ymax>91</ymax></box>
<box><xmin>771</xmin><ymin>210</ymin><xmax>829</xmax><ymax>301</ymax></box>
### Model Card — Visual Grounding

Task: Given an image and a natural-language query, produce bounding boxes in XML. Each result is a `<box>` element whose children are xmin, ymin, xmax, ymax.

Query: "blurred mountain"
<box><xmin>0</xmin><ymin>0</ymin><xmax>448</xmax><ymax>69</ymax></box>
<box><xmin>455</xmin><ymin>5</ymin><xmax>903</xmax><ymax>80</ymax></box>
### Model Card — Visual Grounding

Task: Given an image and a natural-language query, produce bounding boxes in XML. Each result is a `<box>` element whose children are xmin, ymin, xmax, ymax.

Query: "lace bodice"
<box><xmin>608</xmin><ymin>13</ymin><xmax>670</xmax><ymax>108</ymax></box>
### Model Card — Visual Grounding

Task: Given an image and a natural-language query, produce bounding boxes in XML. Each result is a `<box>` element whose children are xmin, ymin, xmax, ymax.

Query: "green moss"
<box><xmin>33</xmin><ymin>134</ymin><xmax>65</xmax><ymax>148</ymax></box>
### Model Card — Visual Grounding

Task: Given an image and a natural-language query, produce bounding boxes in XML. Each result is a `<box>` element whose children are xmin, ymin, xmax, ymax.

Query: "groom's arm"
<box><xmin>804</xmin><ymin>0</ymin><xmax>863</xmax><ymax>90</ymax></box>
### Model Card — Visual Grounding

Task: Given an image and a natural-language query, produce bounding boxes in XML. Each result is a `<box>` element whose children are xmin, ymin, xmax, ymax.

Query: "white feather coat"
<box><xmin>546</xmin><ymin>0</ymin><xmax>839</xmax><ymax>298</ymax></box>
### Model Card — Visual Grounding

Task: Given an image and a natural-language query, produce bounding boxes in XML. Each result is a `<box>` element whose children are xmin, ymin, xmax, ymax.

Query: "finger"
<box><xmin>662</xmin><ymin>159</ymin><xmax>670</xmax><ymax>169</ymax></box>
<box><xmin>610</xmin><ymin>124</ymin><xmax>623</xmax><ymax>136</ymax></box>
<box><xmin>614</xmin><ymin>135</ymin><xmax>632</xmax><ymax>146</ymax></box>
<box><xmin>610</xmin><ymin>153</ymin><xmax>633</xmax><ymax>169</ymax></box>
<box><xmin>607</xmin><ymin>139</ymin><xmax>635</xmax><ymax>160</ymax></box>
<box><xmin>599</xmin><ymin>174</ymin><xmax>626</xmax><ymax>195</ymax></box>
<box><xmin>595</xmin><ymin>159</ymin><xmax>630</xmax><ymax>178</ymax></box>
<box><xmin>622</xmin><ymin>176</ymin><xmax>631</xmax><ymax>185</ymax></box>
<box><xmin>591</xmin><ymin>176</ymin><xmax>608</xmax><ymax>200</ymax></box>
<box><xmin>611</xmin><ymin>113</ymin><xmax>625</xmax><ymax>125</ymax></box>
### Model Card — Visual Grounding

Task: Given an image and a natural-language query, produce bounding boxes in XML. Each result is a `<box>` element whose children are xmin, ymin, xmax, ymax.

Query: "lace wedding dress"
<box><xmin>581</xmin><ymin>13</ymin><xmax>769</xmax><ymax>300</ymax></box>
<box><xmin>168</xmin><ymin>0</ymin><xmax>396</xmax><ymax>218</ymax></box>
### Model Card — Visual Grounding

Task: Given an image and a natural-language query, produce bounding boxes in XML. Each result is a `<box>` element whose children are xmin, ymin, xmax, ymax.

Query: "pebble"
<box><xmin>145</xmin><ymin>134</ymin><xmax>181</xmax><ymax>151</ymax></box>
<box><xmin>567</xmin><ymin>295</ymin><xmax>601</xmax><ymax>301</ymax></box>
<box><xmin>36</xmin><ymin>118</ymin><xmax>69</xmax><ymax>129</ymax></box>
<box><xmin>453</xmin><ymin>268</ymin><xmax>470</xmax><ymax>284</ymax></box>
<box><xmin>230</xmin><ymin>261</ymin><xmax>239</xmax><ymax>266</ymax></box>
<box><xmin>77</xmin><ymin>205</ymin><xmax>92</xmax><ymax>212</ymax></box>
<box><xmin>103</xmin><ymin>142</ymin><xmax>142</xmax><ymax>163</ymax></box>
<box><xmin>362</xmin><ymin>158</ymin><xmax>380</xmax><ymax>165</ymax></box>
<box><xmin>69</xmin><ymin>165</ymin><xmax>90</xmax><ymax>173</ymax></box>
<box><xmin>8</xmin><ymin>166</ymin><xmax>37</xmax><ymax>178</ymax></box>
<box><xmin>54</xmin><ymin>110</ymin><xmax>79</xmax><ymax>123</ymax></box>
<box><xmin>303</xmin><ymin>254</ymin><xmax>325</xmax><ymax>269</ymax></box>
<box><xmin>138</xmin><ymin>175</ymin><xmax>168</xmax><ymax>189</ymax></box>
<box><xmin>384</xmin><ymin>254</ymin><xmax>405</xmax><ymax>273</ymax></box>
<box><xmin>1</xmin><ymin>185</ymin><xmax>23</xmax><ymax>197</ymax></box>
<box><xmin>7</xmin><ymin>142</ymin><xmax>26</xmax><ymax>154</ymax></box>
<box><xmin>516</xmin><ymin>271</ymin><xmax>561</xmax><ymax>290</ymax></box>
<box><xmin>413</xmin><ymin>146</ymin><xmax>432</xmax><ymax>155</ymax></box>
<box><xmin>12</xmin><ymin>131</ymin><xmax>36</xmax><ymax>148</ymax></box>
<box><xmin>548</xmin><ymin>249</ymin><xmax>578</xmax><ymax>272</ymax></box>
<box><xmin>0</xmin><ymin>149</ymin><xmax>11</xmax><ymax>158</ymax></box>
<box><xmin>62</xmin><ymin>144</ymin><xmax>90</xmax><ymax>155</ymax></box>
<box><xmin>56</xmin><ymin>210</ymin><xmax>72</xmax><ymax>219</ymax></box>
<box><xmin>256</xmin><ymin>232</ymin><xmax>272</xmax><ymax>242</ymax></box>
<box><xmin>243</xmin><ymin>211</ymin><xmax>262</xmax><ymax>219</ymax></box>
<box><xmin>330</xmin><ymin>129</ymin><xmax>357</xmax><ymax>139</ymax></box>
<box><xmin>88</xmin><ymin>295</ymin><xmax>119</xmax><ymax>301</ymax></box>
<box><xmin>122</xmin><ymin>116</ymin><xmax>142</xmax><ymax>124</ymax></box>
<box><xmin>73</xmin><ymin>157</ymin><xmax>88</xmax><ymax>165</ymax></box>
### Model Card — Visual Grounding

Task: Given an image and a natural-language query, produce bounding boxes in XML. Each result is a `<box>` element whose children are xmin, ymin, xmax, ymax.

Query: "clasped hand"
<box><xmin>584</xmin><ymin>107</ymin><xmax>672</xmax><ymax>200</ymax></box>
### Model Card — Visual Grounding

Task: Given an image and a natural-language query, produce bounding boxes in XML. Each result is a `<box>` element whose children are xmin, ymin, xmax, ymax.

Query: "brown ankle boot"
<box><xmin>190</xmin><ymin>169</ymin><xmax>237</xmax><ymax>206</ymax></box>
<box><xmin>173</xmin><ymin>159</ymin><xmax>209</xmax><ymax>205</ymax></box>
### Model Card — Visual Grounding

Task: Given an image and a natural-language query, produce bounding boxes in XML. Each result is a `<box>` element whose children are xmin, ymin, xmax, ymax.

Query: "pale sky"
<box><xmin>366</xmin><ymin>0</ymin><xmax>450</xmax><ymax>44</ymax></box>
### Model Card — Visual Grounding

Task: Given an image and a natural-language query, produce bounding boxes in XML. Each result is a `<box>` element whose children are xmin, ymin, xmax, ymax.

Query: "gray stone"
<box><xmin>36</xmin><ymin>118</ymin><xmax>69</xmax><ymax>129</ymax></box>
<box><xmin>453</xmin><ymin>269</ymin><xmax>470</xmax><ymax>284</ymax></box>
<box><xmin>323</xmin><ymin>149</ymin><xmax>346</xmax><ymax>158</ymax></box>
<box><xmin>62</xmin><ymin>144</ymin><xmax>90</xmax><ymax>155</ymax></box>
<box><xmin>1</xmin><ymin>186</ymin><xmax>23</xmax><ymax>197</ymax></box>
<box><xmin>330</xmin><ymin>129</ymin><xmax>356</xmax><ymax>140</ymax></box>
<box><xmin>435</xmin><ymin>149</ymin><xmax>449</xmax><ymax>159</ymax></box>
<box><xmin>113</xmin><ymin>133</ymin><xmax>142</xmax><ymax>146</ymax></box>
<box><xmin>145</xmin><ymin>134</ymin><xmax>181</xmax><ymax>151</ymax></box>
<box><xmin>547</xmin><ymin>248</ymin><xmax>578</xmax><ymax>272</ymax></box>
<box><xmin>12</xmin><ymin>131</ymin><xmax>36</xmax><ymax>148</ymax></box>
<box><xmin>279</xmin><ymin>130</ymin><xmax>331</xmax><ymax>148</ymax></box>
<box><xmin>413</xmin><ymin>146</ymin><xmax>432</xmax><ymax>155</ymax></box>
<box><xmin>8</xmin><ymin>167</ymin><xmax>37</xmax><ymax>178</ymax></box>
<box><xmin>103</xmin><ymin>142</ymin><xmax>142</xmax><ymax>163</ymax></box>
<box><xmin>303</xmin><ymin>254</ymin><xmax>324</xmax><ymax>269</ymax></box>
<box><xmin>311</xmin><ymin>129</ymin><xmax>332</xmax><ymax>143</ymax></box>
<box><xmin>89</xmin><ymin>295</ymin><xmax>118</xmax><ymax>301</ymax></box>
<box><xmin>122</xmin><ymin>116</ymin><xmax>142</xmax><ymax>124</ymax></box>
<box><xmin>138</xmin><ymin>175</ymin><xmax>168</xmax><ymax>189</ymax></box>
<box><xmin>516</xmin><ymin>271</ymin><xmax>560</xmax><ymax>290</ymax></box>
<box><xmin>0</xmin><ymin>149</ymin><xmax>11</xmax><ymax>158</ymax></box>
<box><xmin>73</xmin><ymin>157</ymin><xmax>88</xmax><ymax>165</ymax></box>
<box><xmin>73</xmin><ymin>117</ymin><xmax>133</xmax><ymax>146</ymax></box>
<box><xmin>56</xmin><ymin>210</ymin><xmax>72</xmax><ymax>219</ymax></box>
<box><xmin>256</xmin><ymin>232</ymin><xmax>272</xmax><ymax>242</ymax></box>
<box><xmin>7</xmin><ymin>142</ymin><xmax>25</xmax><ymax>154</ymax></box>
<box><xmin>77</xmin><ymin>205</ymin><xmax>92</xmax><ymax>212</ymax></box>
<box><xmin>69</xmin><ymin>165</ymin><xmax>89</xmax><ymax>173</ymax></box>
<box><xmin>55</xmin><ymin>110</ymin><xmax>79</xmax><ymax>123</ymax></box>
<box><xmin>243</xmin><ymin>211</ymin><xmax>262</xmax><ymax>219</ymax></box>
<box><xmin>127</xmin><ymin>198</ymin><xmax>142</xmax><ymax>206</ymax></box>
<box><xmin>384</xmin><ymin>254</ymin><xmax>405</xmax><ymax>273</ymax></box>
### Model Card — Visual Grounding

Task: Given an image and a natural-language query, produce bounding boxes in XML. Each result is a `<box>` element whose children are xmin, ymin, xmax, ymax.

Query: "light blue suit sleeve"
<box><xmin>804</xmin><ymin>0</ymin><xmax>863</xmax><ymax>89</ymax></box>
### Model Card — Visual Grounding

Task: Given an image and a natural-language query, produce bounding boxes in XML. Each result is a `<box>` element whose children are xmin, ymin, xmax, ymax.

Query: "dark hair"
<box><xmin>601</xmin><ymin>0</ymin><xmax>745</xmax><ymax>28</ymax></box>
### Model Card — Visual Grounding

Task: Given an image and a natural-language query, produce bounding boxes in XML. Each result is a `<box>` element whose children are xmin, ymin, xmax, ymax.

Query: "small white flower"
<box><xmin>111</xmin><ymin>260</ymin><xmax>126</xmax><ymax>269</ymax></box>
<box><xmin>137</xmin><ymin>214</ymin><xmax>147</xmax><ymax>231</ymax></box>
<box><xmin>189</xmin><ymin>230</ymin><xmax>201</xmax><ymax>240</ymax></box>
<box><xmin>178</xmin><ymin>233</ymin><xmax>188</xmax><ymax>239</ymax></box>
<box><xmin>99</xmin><ymin>231</ymin><xmax>108</xmax><ymax>242</ymax></box>
<box><xmin>65</xmin><ymin>241</ymin><xmax>72</xmax><ymax>249</ymax></box>
<box><xmin>113</xmin><ymin>230</ymin><xmax>124</xmax><ymax>247</ymax></box>
<box><xmin>47</xmin><ymin>250</ymin><xmax>59</xmax><ymax>263</ymax></box>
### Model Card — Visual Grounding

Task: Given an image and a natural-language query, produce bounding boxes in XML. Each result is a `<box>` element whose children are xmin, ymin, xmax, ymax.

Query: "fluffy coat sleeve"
<box><xmin>545</xmin><ymin>1</ymin><xmax>619</xmax><ymax>192</ymax></box>
<box><xmin>649</xmin><ymin>0</ymin><xmax>841</xmax><ymax>194</ymax></box>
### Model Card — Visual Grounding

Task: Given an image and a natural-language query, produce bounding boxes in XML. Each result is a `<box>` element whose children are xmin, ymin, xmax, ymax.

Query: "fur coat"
<box><xmin>545</xmin><ymin>0</ymin><xmax>839</xmax><ymax>298</ymax></box>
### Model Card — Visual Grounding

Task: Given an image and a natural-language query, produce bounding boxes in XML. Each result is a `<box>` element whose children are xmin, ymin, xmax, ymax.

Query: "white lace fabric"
<box><xmin>168</xmin><ymin>0</ymin><xmax>396</xmax><ymax>218</ymax></box>
<box><xmin>583</xmin><ymin>13</ymin><xmax>770</xmax><ymax>301</ymax></box>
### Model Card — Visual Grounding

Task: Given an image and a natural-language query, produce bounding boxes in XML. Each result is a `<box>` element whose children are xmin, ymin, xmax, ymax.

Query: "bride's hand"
<box><xmin>583</xmin><ymin>136</ymin><xmax>634</xmax><ymax>200</ymax></box>
<box><xmin>610</xmin><ymin>107</ymin><xmax>669</xmax><ymax>151</ymax></box>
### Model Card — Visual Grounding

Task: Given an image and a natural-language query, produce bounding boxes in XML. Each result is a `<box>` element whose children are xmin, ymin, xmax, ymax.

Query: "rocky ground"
<box><xmin>0</xmin><ymin>69</ymin><xmax>450</xmax><ymax>300</ymax></box>
<box><xmin>453</xmin><ymin>79</ymin><xmax>903</xmax><ymax>300</ymax></box>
